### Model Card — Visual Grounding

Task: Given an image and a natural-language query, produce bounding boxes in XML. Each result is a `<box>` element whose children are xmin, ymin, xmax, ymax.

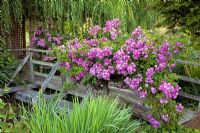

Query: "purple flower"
<box><xmin>176</xmin><ymin>103</ymin><xmax>184</xmax><ymax>112</ymax></box>
<box><xmin>124</xmin><ymin>75</ymin><xmax>143</xmax><ymax>91</ymax></box>
<box><xmin>124</xmin><ymin>38</ymin><xmax>150</xmax><ymax>60</ymax></box>
<box><xmin>42</xmin><ymin>56</ymin><xmax>55</xmax><ymax>62</ymax></box>
<box><xmin>102</xmin><ymin>47</ymin><xmax>112</xmax><ymax>57</ymax></box>
<box><xmin>138</xmin><ymin>90</ymin><xmax>147</xmax><ymax>98</ymax></box>
<box><xmin>104</xmin><ymin>59</ymin><xmax>112</xmax><ymax>66</ymax></box>
<box><xmin>127</xmin><ymin>63</ymin><xmax>136</xmax><ymax>74</ymax></box>
<box><xmin>101</xmin><ymin>36</ymin><xmax>109</xmax><ymax>42</ymax></box>
<box><xmin>103</xmin><ymin>19</ymin><xmax>121</xmax><ymax>40</ymax></box>
<box><xmin>110</xmin><ymin>28</ymin><xmax>120</xmax><ymax>40</ymax></box>
<box><xmin>151</xmin><ymin>87</ymin><xmax>157</xmax><ymax>94</ymax></box>
<box><xmin>87</xmin><ymin>39</ymin><xmax>99</xmax><ymax>47</ymax></box>
<box><xmin>89</xmin><ymin>25</ymin><xmax>102</xmax><ymax>36</ymax></box>
<box><xmin>161</xmin><ymin>114</ymin><xmax>169</xmax><ymax>122</ymax></box>
<box><xmin>147</xmin><ymin>114</ymin><xmax>160</xmax><ymax>128</ymax></box>
<box><xmin>47</xmin><ymin>33</ymin><xmax>51</xmax><ymax>37</ymax></box>
<box><xmin>159</xmin><ymin>81</ymin><xmax>180</xmax><ymax>100</ymax></box>
<box><xmin>30</xmin><ymin>36</ymin><xmax>37</xmax><ymax>47</ymax></box>
<box><xmin>160</xmin><ymin>98</ymin><xmax>169</xmax><ymax>104</ymax></box>
<box><xmin>60</xmin><ymin>62</ymin><xmax>70</xmax><ymax>71</ymax></box>
<box><xmin>37</xmin><ymin>39</ymin><xmax>46</xmax><ymax>47</ymax></box>
<box><xmin>87</xmin><ymin>48</ymin><xmax>103</xmax><ymax>59</ymax></box>
<box><xmin>102</xmin><ymin>69</ymin><xmax>111</xmax><ymax>80</ymax></box>
<box><xmin>103</xmin><ymin>18</ymin><xmax>121</xmax><ymax>32</ymax></box>
<box><xmin>52</xmin><ymin>37</ymin><xmax>61</xmax><ymax>44</ymax></box>
<box><xmin>70</xmin><ymin>72</ymin><xmax>85</xmax><ymax>81</ymax></box>
<box><xmin>131</xmin><ymin>26</ymin><xmax>143</xmax><ymax>39</ymax></box>
<box><xmin>145</xmin><ymin>68</ymin><xmax>155</xmax><ymax>84</ymax></box>
<box><xmin>35</xmin><ymin>29</ymin><xmax>42</xmax><ymax>36</ymax></box>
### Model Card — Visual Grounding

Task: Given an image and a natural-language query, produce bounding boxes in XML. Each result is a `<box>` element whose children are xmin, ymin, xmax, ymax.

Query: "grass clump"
<box><xmin>22</xmin><ymin>96</ymin><xmax>142</xmax><ymax>133</ymax></box>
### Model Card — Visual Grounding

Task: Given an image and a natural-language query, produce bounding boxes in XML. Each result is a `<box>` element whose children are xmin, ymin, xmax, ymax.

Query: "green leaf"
<box><xmin>0</xmin><ymin>99</ymin><xmax>5</xmax><ymax>109</ymax></box>
<box><xmin>4</xmin><ymin>86</ymin><xmax>11</xmax><ymax>92</ymax></box>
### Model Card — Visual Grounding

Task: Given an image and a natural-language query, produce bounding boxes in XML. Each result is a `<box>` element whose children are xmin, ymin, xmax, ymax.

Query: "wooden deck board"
<box><xmin>0</xmin><ymin>84</ymin><xmax>39</xmax><ymax>94</ymax></box>
<box><xmin>14</xmin><ymin>89</ymin><xmax>73</xmax><ymax>111</ymax></box>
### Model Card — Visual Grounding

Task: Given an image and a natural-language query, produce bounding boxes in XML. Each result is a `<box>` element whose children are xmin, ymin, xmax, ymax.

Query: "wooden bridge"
<box><xmin>0</xmin><ymin>48</ymin><xmax>200</xmax><ymax>124</ymax></box>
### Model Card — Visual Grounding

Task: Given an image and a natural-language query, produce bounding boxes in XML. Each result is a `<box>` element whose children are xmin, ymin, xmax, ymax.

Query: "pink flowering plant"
<box><xmin>30</xmin><ymin>27</ymin><xmax>64</xmax><ymax>62</ymax></box>
<box><xmin>53</xmin><ymin>18</ymin><xmax>184</xmax><ymax>130</ymax></box>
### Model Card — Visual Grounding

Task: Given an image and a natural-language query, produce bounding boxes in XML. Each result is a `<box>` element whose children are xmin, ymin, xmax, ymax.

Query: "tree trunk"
<box><xmin>103</xmin><ymin>80</ymin><xmax>109</xmax><ymax>95</ymax></box>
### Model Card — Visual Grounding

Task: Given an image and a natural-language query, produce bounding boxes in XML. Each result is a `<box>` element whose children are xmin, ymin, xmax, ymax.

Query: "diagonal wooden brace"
<box><xmin>7</xmin><ymin>52</ymin><xmax>30</xmax><ymax>86</ymax></box>
<box><xmin>41</xmin><ymin>61</ymin><xmax>60</xmax><ymax>92</ymax></box>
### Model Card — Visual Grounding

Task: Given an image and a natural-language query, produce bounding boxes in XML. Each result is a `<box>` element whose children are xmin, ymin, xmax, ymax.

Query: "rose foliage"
<box><xmin>52</xmin><ymin>19</ymin><xmax>184</xmax><ymax>130</ymax></box>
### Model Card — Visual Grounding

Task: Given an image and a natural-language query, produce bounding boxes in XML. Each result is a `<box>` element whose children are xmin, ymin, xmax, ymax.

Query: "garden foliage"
<box><xmin>0</xmin><ymin>98</ymin><xmax>25</xmax><ymax>132</ymax></box>
<box><xmin>52</xmin><ymin>19</ymin><xmax>185</xmax><ymax>130</ymax></box>
<box><xmin>0</xmin><ymin>37</ymin><xmax>18</xmax><ymax>87</ymax></box>
<box><xmin>22</xmin><ymin>96</ymin><xmax>142</xmax><ymax>133</ymax></box>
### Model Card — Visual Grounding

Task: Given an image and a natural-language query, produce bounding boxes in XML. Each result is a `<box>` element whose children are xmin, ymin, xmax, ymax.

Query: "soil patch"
<box><xmin>184</xmin><ymin>112</ymin><xmax>200</xmax><ymax>129</ymax></box>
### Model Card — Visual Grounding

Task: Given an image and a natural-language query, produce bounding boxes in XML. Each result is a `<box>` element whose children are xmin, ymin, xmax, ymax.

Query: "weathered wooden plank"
<box><xmin>0</xmin><ymin>84</ymin><xmax>39</xmax><ymax>95</ymax></box>
<box><xmin>32</xmin><ymin>60</ymin><xmax>55</xmax><ymax>67</ymax></box>
<box><xmin>109</xmin><ymin>86</ymin><xmax>144</xmax><ymax>104</ymax></box>
<box><xmin>41</xmin><ymin>62</ymin><xmax>60</xmax><ymax>92</ymax></box>
<box><xmin>178</xmin><ymin>75</ymin><xmax>200</xmax><ymax>85</ymax></box>
<box><xmin>176</xmin><ymin>59</ymin><xmax>200</xmax><ymax>67</ymax></box>
<box><xmin>179</xmin><ymin>109</ymin><xmax>195</xmax><ymax>124</ymax></box>
<box><xmin>7</xmin><ymin>53</ymin><xmax>30</xmax><ymax>86</ymax></box>
<box><xmin>15</xmin><ymin>90</ymin><xmax>52</xmax><ymax>103</ymax></box>
<box><xmin>29</xmin><ymin>52</ymin><xmax>34</xmax><ymax>83</ymax></box>
<box><xmin>14</xmin><ymin>89</ymin><xmax>73</xmax><ymax>111</ymax></box>
<box><xmin>0</xmin><ymin>48</ymin><xmax>27</xmax><ymax>51</ymax></box>
<box><xmin>179</xmin><ymin>91</ymin><xmax>200</xmax><ymax>101</ymax></box>
<box><xmin>198</xmin><ymin>103</ymin><xmax>200</xmax><ymax>112</ymax></box>
<box><xmin>30</xmin><ymin>48</ymin><xmax>50</xmax><ymax>53</ymax></box>
<box><xmin>67</xmin><ymin>85</ymin><xmax>90</xmax><ymax>98</ymax></box>
<box><xmin>34</xmin><ymin>71</ymin><xmax>62</xmax><ymax>81</ymax></box>
<box><xmin>34</xmin><ymin>75</ymin><xmax>62</xmax><ymax>90</ymax></box>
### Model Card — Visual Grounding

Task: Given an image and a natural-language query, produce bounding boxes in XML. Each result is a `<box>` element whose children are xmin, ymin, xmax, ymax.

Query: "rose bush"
<box><xmin>53</xmin><ymin>18</ymin><xmax>184</xmax><ymax>130</ymax></box>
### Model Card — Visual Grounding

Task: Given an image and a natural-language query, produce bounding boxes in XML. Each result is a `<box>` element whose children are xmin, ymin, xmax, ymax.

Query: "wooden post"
<box><xmin>61</xmin><ymin>74</ymin><xmax>66</xmax><ymax>86</ymax></box>
<box><xmin>29</xmin><ymin>51</ymin><xmax>34</xmax><ymax>83</ymax></box>
<box><xmin>103</xmin><ymin>80</ymin><xmax>109</xmax><ymax>95</ymax></box>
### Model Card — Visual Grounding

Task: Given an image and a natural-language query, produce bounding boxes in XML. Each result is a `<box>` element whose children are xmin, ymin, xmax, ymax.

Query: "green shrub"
<box><xmin>0</xmin><ymin>37</ymin><xmax>18</xmax><ymax>87</ymax></box>
<box><xmin>22</xmin><ymin>96</ymin><xmax>142</xmax><ymax>133</ymax></box>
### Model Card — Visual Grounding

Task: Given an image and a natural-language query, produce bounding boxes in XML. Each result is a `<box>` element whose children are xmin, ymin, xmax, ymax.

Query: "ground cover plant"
<box><xmin>0</xmin><ymin>98</ymin><xmax>27</xmax><ymax>132</ymax></box>
<box><xmin>22</xmin><ymin>96</ymin><xmax>142</xmax><ymax>133</ymax></box>
<box><xmin>51</xmin><ymin>18</ymin><xmax>187</xmax><ymax>132</ymax></box>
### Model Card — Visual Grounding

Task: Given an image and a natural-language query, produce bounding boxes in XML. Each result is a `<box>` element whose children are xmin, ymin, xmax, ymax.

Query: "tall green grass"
<box><xmin>22</xmin><ymin>96</ymin><xmax>142</xmax><ymax>133</ymax></box>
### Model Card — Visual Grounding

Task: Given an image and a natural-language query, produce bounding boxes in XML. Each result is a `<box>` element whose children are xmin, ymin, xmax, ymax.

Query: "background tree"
<box><xmin>0</xmin><ymin>0</ymin><xmax>159</xmax><ymax>37</ymax></box>
<box><xmin>155</xmin><ymin>0</ymin><xmax>200</xmax><ymax>47</ymax></box>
